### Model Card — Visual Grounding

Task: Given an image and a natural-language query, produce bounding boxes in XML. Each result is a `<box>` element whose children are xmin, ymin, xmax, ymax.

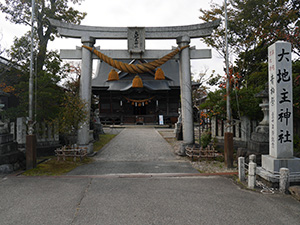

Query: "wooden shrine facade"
<box><xmin>95</xmin><ymin>90</ymin><xmax>180</xmax><ymax>125</ymax></box>
<box><xmin>92</xmin><ymin>59</ymin><xmax>181</xmax><ymax>125</ymax></box>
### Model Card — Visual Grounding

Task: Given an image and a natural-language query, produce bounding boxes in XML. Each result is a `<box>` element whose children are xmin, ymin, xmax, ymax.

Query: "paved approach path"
<box><xmin>1</xmin><ymin>128</ymin><xmax>300</xmax><ymax>224</ymax></box>
<box><xmin>68</xmin><ymin>128</ymin><xmax>198</xmax><ymax>175</ymax></box>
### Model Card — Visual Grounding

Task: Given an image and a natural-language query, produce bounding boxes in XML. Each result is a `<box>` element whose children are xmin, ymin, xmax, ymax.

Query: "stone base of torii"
<box><xmin>49</xmin><ymin>19</ymin><xmax>220</xmax><ymax>154</ymax></box>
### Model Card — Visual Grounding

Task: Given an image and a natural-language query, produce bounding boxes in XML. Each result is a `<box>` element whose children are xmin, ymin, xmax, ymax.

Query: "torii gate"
<box><xmin>50</xmin><ymin>19</ymin><xmax>220</xmax><ymax>153</ymax></box>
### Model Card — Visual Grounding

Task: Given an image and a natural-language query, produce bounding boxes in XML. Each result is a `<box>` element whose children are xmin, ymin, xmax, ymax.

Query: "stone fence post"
<box><xmin>248</xmin><ymin>154</ymin><xmax>257</xmax><ymax>189</ymax></box>
<box><xmin>238</xmin><ymin>157</ymin><xmax>245</xmax><ymax>181</ymax></box>
<box><xmin>279</xmin><ymin>168</ymin><xmax>290</xmax><ymax>194</ymax></box>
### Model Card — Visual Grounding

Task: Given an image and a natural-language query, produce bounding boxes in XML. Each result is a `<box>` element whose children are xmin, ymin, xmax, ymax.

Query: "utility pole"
<box><xmin>26</xmin><ymin>0</ymin><xmax>37</xmax><ymax>170</ymax></box>
<box><xmin>224</xmin><ymin>0</ymin><xmax>233</xmax><ymax>168</ymax></box>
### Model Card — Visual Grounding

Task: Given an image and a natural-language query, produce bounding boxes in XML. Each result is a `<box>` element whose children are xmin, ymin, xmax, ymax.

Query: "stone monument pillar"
<box><xmin>77</xmin><ymin>36</ymin><xmax>95</xmax><ymax>154</ymax></box>
<box><xmin>176</xmin><ymin>36</ymin><xmax>194</xmax><ymax>145</ymax></box>
<box><xmin>258</xmin><ymin>41</ymin><xmax>300</xmax><ymax>182</ymax></box>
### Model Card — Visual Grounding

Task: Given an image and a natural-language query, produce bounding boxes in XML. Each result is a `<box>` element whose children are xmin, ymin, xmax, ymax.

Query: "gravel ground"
<box><xmin>157</xmin><ymin>128</ymin><xmax>238</xmax><ymax>174</ymax></box>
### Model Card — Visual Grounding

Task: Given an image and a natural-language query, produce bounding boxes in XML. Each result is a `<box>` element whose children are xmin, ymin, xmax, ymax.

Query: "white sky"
<box><xmin>0</xmin><ymin>0</ymin><xmax>225</xmax><ymax>85</ymax></box>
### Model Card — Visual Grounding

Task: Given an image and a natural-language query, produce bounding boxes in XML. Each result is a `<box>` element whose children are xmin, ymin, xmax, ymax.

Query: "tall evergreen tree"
<box><xmin>0</xmin><ymin>0</ymin><xmax>87</xmax><ymax>123</ymax></box>
<box><xmin>200</xmin><ymin>0</ymin><xmax>300</xmax><ymax>80</ymax></box>
<box><xmin>199</xmin><ymin>0</ymin><xmax>300</xmax><ymax>121</ymax></box>
<box><xmin>0</xmin><ymin>0</ymin><xmax>86</xmax><ymax>73</ymax></box>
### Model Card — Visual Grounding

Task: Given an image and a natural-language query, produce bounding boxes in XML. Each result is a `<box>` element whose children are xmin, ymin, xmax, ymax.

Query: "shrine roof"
<box><xmin>106</xmin><ymin>80</ymin><xmax>171</xmax><ymax>91</ymax></box>
<box><xmin>92</xmin><ymin>59</ymin><xmax>180</xmax><ymax>91</ymax></box>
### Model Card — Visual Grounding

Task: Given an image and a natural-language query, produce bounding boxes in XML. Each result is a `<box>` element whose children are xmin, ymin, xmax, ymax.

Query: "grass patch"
<box><xmin>23</xmin><ymin>133</ymin><xmax>117</xmax><ymax>176</ymax></box>
<box><xmin>23</xmin><ymin>157</ymin><xmax>93</xmax><ymax>176</ymax></box>
<box><xmin>93</xmin><ymin>133</ymin><xmax>117</xmax><ymax>152</ymax></box>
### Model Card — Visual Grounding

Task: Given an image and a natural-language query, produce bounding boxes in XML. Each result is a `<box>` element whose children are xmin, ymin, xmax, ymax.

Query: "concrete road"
<box><xmin>1</xmin><ymin>128</ymin><xmax>300</xmax><ymax>224</ymax></box>
<box><xmin>1</xmin><ymin>176</ymin><xmax>300</xmax><ymax>225</ymax></box>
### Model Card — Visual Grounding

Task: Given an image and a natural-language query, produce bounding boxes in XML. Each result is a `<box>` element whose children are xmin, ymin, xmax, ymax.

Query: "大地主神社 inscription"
<box><xmin>268</xmin><ymin>41</ymin><xmax>293</xmax><ymax>158</ymax></box>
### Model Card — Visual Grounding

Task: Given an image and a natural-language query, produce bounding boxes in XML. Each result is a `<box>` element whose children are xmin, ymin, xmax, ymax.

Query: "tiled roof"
<box><xmin>92</xmin><ymin>59</ymin><xmax>180</xmax><ymax>91</ymax></box>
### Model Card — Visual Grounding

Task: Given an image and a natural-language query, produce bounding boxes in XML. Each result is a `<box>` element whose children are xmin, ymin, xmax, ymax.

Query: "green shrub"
<box><xmin>201</xmin><ymin>131</ymin><xmax>211</xmax><ymax>148</ymax></box>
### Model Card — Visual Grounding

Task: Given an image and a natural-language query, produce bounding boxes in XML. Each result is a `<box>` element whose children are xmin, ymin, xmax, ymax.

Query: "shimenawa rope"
<box><xmin>82</xmin><ymin>45</ymin><xmax>189</xmax><ymax>74</ymax></box>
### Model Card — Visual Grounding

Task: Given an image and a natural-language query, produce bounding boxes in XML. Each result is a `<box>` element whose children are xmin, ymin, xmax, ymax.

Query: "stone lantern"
<box><xmin>248</xmin><ymin>85</ymin><xmax>270</xmax><ymax>162</ymax></box>
<box><xmin>252</xmin><ymin>85</ymin><xmax>269</xmax><ymax>140</ymax></box>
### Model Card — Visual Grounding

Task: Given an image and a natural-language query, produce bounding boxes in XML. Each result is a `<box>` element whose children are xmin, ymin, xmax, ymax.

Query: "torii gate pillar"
<box><xmin>177</xmin><ymin>36</ymin><xmax>194</xmax><ymax>145</ymax></box>
<box><xmin>78</xmin><ymin>36</ymin><xmax>95</xmax><ymax>153</ymax></box>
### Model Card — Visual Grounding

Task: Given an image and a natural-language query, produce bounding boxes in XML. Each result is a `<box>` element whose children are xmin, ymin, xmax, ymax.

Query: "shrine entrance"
<box><xmin>133</xmin><ymin>105</ymin><xmax>147</xmax><ymax>116</ymax></box>
<box><xmin>50</xmin><ymin>19</ymin><xmax>220</xmax><ymax>153</ymax></box>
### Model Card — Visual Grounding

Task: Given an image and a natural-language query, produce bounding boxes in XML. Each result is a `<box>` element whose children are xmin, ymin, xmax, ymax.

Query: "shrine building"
<box><xmin>92</xmin><ymin>57</ymin><xmax>181</xmax><ymax>125</ymax></box>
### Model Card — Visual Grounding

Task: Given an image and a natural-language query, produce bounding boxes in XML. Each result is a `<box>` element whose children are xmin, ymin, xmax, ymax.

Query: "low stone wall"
<box><xmin>15</xmin><ymin>118</ymin><xmax>60</xmax><ymax>156</ymax></box>
<box><xmin>16</xmin><ymin>118</ymin><xmax>59</xmax><ymax>146</ymax></box>
<box><xmin>211</xmin><ymin>116</ymin><xmax>258</xmax><ymax>146</ymax></box>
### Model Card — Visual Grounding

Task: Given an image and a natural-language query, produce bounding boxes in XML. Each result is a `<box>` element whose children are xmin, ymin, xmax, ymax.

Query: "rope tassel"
<box><xmin>82</xmin><ymin>45</ymin><xmax>189</xmax><ymax>74</ymax></box>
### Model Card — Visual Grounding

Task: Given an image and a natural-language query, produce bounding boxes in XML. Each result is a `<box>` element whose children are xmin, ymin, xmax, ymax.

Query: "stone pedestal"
<box><xmin>258</xmin><ymin>155</ymin><xmax>300</xmax><ymax>183</ymax></box>
<box><xmin>248</xmin><ymin>131</ymin><xmax>269</xmax><ymax>165</ymax></box>
<box><xmin>261</xmin><ymin>155</ymin><xmax>300</xmax><ymax>173</ymax></box>
<box><xmin>0</xmin><ymin>133</ymin><xmax>24</xmax><ymax>174</ymax></box>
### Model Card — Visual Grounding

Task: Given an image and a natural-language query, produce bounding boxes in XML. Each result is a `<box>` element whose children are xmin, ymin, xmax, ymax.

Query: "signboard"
<box><xmin>268</xmin><ymin>41</ymin><xmax>293</xmax><ymax>158</ymax></box>
<box><xmin>128</xmin><ymin>27</ymin><xmax>145</xmax><ymax>53</ymax></box>
<box><xmin>159</xmin><ymin>115</ymin><xmax>164</xmax><ymax>125</ymax></box>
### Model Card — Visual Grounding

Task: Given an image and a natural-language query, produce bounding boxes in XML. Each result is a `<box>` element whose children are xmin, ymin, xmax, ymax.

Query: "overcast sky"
<box><xmin>0</xmin><ymin>0</ymin><xmax>225</xmax><ymax>86</ymax></box>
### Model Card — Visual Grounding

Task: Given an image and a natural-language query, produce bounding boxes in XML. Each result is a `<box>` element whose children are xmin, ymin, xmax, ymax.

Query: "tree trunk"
<box><xmin>37</xmin><ymin>40</ymin><xmax>48</xmax><ymax>73</ymax></box>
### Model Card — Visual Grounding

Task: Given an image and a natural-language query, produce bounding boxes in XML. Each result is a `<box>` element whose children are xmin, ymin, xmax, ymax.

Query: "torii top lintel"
<box><xmin>49</xmin><ymin>19</ymin><xmax>220</xmax><ymax>40</ymax></box>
